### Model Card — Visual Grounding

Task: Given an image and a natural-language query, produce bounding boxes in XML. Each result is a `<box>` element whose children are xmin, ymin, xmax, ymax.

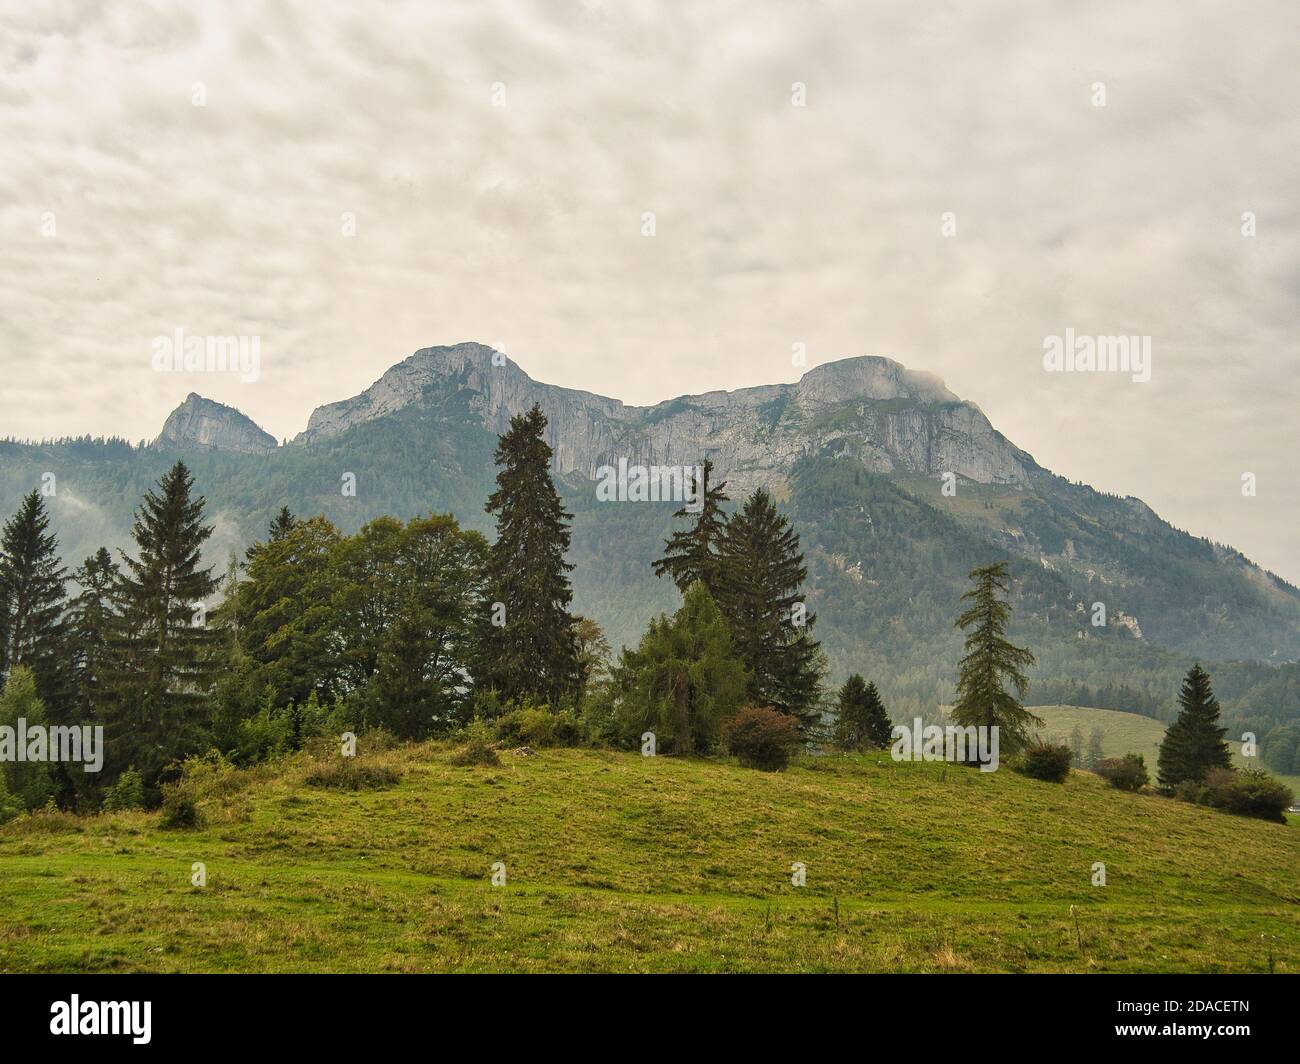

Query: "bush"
<box><xmin>450</xmin><ymin>720</ymin><xmax>500</xmax><ymax>766</ymax></box>
<box><xmin>102</xmin><ymin>767</ymin><xmax>145</xmax><ymax>811</ymax></box>
<box><xmin>0</xmin><ymin>777</ymin><xmax>23</xmax><ymax>826</ymax></box>
<box><xmin>723</xmin><ymin>707</ymin><xmax>803</xmax><ymax>771</ymax></box>
<box><xmin>158</xmin><ymin>787</ymin><xmax>203</xmax><ymax>830</ymax></box>
<box><xmin>1203</xmin><ymin>767</ymin><xmax>1293</xmax><ymax>823</ymax></box>
<box><xmin>1017</xmin><ymin>741</ymin><xmax>1073</xmax><ymax>783</ymax></box>
<box><xmin>1094</xmin><ymin>753</ymin><xmax>1149</xmax><ymax>792</ymax></box>
<box><xmin>495</xmin><ymin>704</ymin><xmax>584</xmax><ymax>748</ymax></box>
<box><xmin>303</xmin><ymin>759</ymin><xmax>401</xmax><ymax>790</ymax></box>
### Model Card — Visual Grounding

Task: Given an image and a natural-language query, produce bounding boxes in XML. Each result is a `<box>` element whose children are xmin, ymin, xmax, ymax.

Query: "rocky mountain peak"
<box><xmin>290</xmin><ymin>344</ymin><xmax>1036</xmax><ymax>489</ymax></box>
<box><xmin>154</xmin><ymin>393</ymin><xmax>277</xmax><ymax>454</ymax></box>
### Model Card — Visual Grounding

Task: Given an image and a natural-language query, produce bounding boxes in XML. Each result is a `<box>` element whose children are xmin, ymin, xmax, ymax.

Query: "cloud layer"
<box><xmin>1</xmin><ymin>0</ymin><xmax>1297</xmax><ymax>580</ymax></box>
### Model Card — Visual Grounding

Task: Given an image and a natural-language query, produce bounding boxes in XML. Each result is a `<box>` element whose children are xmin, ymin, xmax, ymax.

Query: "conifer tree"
<box><xmin>0</xmin><ymin>490</ymin><xmax>68</xmax><ymax>708</ymax></box>
<box><xmin>717</xmin><ymin>489</ymin><xmax>823</xmax><ymax>720</ymax></box>
<box><xmin>267</xmin><ymin>506</ymin><xmax>297</xmax><ymax>542</ymax></box>
<box><xmin>618</xmin><ymin>581</ymin><xmax>747</xmax><ymax>755</ymax></box>
<box><xmin>951</xmin><ymin>562</ymin><xmax>1040</xmax><ymax>758</ymax></box>
<box><xmin>652</xmin><ymin>459</ymin><xmax>730</xmax><ymax>599</ymax></box>
<box><xmin>833</xmin><ymin>674</ymin><xmax>893</xmax><ymax>750</ymax></box>
<box><xmin>1157</xmin><ymin>663</ymin><xmax>1232</xmax><ymax>788</ymax></box>
<box><xmin>100</xmin><ymin>462</ymin><xmax>219</xmax><ymax>787</ymax></box>
<box><xmin>67</xmin><ymin>547</ymin><xmax>120</xmax><ymax>719</ymax></box>
<box><xmin>479</xmin><ymin>404</ymin><xmax>580</xmax><ymax>704</ymax></box>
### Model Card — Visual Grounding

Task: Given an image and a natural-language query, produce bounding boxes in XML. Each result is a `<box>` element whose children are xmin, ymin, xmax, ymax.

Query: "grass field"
<box><xmin>1034</xmin><ymin>704</ymin><xmax>1300</xmax><ymax>796</ymax></box>
<box><xmin>1</xmin><ymin>738</ymin><xmax>1297</xmax><ymax>973</ymax></box>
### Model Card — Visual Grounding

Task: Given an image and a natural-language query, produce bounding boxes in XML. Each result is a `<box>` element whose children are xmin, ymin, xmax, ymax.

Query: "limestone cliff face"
<box><xmin>293</xmin><ymin>343</ymin><xmax>1038</xmax><ymax>490</ymax></box>
<box><xmin>154</xmin><ymin>393</ymin><xmax>277</xmax><ymax>454</ymax></box>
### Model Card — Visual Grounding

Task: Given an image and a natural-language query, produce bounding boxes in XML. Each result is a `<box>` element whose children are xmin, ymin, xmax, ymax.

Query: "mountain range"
<box><xmin>4</xmin><ymin>342</ymin><xmax>1298</xmax><ymax>726</ymax></box>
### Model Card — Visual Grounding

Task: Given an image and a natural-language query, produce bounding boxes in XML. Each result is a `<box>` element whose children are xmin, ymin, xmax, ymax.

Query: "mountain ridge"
<box><xmin>162</xmin><ymin>343</ymin><xmax>1038</xmax><ymax>492</ymax></box>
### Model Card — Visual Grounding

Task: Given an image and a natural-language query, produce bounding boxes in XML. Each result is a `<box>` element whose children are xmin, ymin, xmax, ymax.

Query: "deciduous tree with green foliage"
<box><xmin>951</xmin><ymin>562</ymin><xmax>1040</xmax><ymax>759</ymax></box>
<box><xmin>1157</xmin><ymin>663</ymin><xmax>1232</xmax><ymax>788</ymax></box>
<box><xmin>0</xmin><ymin>666</ymin><xmax>54</xmax><ymax>809</ymax></box>
<box><xmin>478</xmin><ymin>404</ymin><xmax>581</xmax><ymax>704</ymax></box>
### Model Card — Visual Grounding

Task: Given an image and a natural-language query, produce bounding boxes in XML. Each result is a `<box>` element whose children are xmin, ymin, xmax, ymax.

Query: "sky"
<box><xmin>1</xmin><ymin>0</ymin><xmax>1297</xmax><ymax>582</ymax></box>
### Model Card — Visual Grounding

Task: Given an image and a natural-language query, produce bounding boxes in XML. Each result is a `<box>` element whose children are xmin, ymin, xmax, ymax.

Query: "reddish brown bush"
<box><xmin>723</xmin><ymin>706</ymin><xmax>804</xmax><ymax>771</ymax></box>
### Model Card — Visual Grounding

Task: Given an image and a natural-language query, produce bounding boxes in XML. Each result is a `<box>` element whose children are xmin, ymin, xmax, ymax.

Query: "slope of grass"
<box><xmin>1035</xmin><ymin>704</ymin><xmax>1300</xmax><ymax>796</ymax></box>
<box><xmin>1</xmin><ymin>742</ymin><xmax>1296</xmax><ymax>973</ymax></box>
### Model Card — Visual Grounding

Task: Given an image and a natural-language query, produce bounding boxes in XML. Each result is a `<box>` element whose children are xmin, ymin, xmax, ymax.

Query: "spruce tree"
<box><xmin>717</xmin><ymin>489</ymin><xmax>823</xmax><ymax>720</ymax></box>
<box><xmin>267</xmin><ymin>506</ymin><xmax>297</xmax><ymax>542</ymax></box>
<box><xmin>0</xmin><ymin>490</ymin><xmax>68</xmax><ymax>708</ymax></box>
<box><xmin>479</xmin><ymin>404</ymin><xmax>580</xmax><ymax>704</ymax></box>
<box><xmin>67</xmin><ymin>547</ymin><xmax>120</xmax><ymax>719</ymax></box>
<box><xmin>951</xmin><ymin>562</ymin><xmax>1040</xmax><ymax>758</ymax></box>
<box><xmin>101</xmin><ymin>462</ymin><xmax>219</xmax><ymax>787</ymax></box>
<box><xmin>652</xmin><ymin>459</ymin><xmax>730</xmax><ymax>599</ymax></box>
<box><xmin>833</xmin><ymin>674</ymin><xmax>893</xmax><ymax>750</ymax></box>
<box><xmin>1157</xmin><ymin>663</ymin><xmax>1231</xmax><ymax>788</ymax></box>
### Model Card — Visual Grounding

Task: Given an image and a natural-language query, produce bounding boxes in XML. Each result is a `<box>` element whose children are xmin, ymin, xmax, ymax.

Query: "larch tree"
<box><xmin>951</xmin><ymin>562</ymin><xmax>1040</xmax><ymax>759</ymax></box>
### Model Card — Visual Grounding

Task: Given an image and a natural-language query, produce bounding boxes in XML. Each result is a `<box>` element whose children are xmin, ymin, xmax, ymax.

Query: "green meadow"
<box><xmin>1</xmin><ymin>740</ymin><xmax>1296</xmax><ymax>973</ymax></box>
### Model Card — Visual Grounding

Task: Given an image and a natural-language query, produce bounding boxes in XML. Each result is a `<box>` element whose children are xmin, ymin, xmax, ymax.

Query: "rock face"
<box><xmin>154</xmin><ymin>393</ymin><xmax>277</xmax><ymax>454</ymax></box>
<box><xmin>294</xmin><ymin>342</ymin><xmax>1038</xmax><ymax>491</ymax></box>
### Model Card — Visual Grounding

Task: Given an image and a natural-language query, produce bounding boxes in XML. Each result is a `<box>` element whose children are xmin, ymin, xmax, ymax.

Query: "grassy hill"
<box><xmin>1034</xmin><ymin>704</ymin><xmax>1300</xmax><ymax>796</ymax></box>
<box><xmin>1</xmin><ymin>740</ymin><xmax>1296</xmax><ymax>973</ymax></box>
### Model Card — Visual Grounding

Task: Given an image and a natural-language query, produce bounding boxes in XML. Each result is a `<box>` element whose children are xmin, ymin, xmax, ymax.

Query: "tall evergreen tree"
<box><xmin>479</xmin><ymin>404</ymin><xmax>580</xmax><ymax>704</ymax></box>
<box><xmin>1157</xmin><ymin>663</ymin><xmax>1232</xmax><ymax>788</ymax></box>
<box><xmin>652</xmin><ymin>459</ymin><xmax>730</xmax><ymax>599</ymax></box>
<box><xmin>66</xmin><ymin>547</ymin><xmax>120</xmax><ymax>719</ymax></box>
<box><xmin>100</xmin><ymin>462</ymin><xmax>219</xmax><ymax>788</ymax></box>
<box><xmin>833</xmin><ymin>674</ymin><xmax>893</xmax><ymax>750</ymax></box>
<box><xmin>267</xmin><ymin>506</ymin><xmax>297</xmax><ymax>542</ymax></box>
<box><xmin>0</xmin><ymin>490</ymin><xmax>68</xmax><ymax>708</ymax></box>
<box><xmin>717</xmin><ymin>489</ymin><xmax>823</xmax><ymax>720</ymax></box>
<box><xmin>951</xmin><ymin>562</ymin><xmax>1040</xmax><ymax>758</ymax></box>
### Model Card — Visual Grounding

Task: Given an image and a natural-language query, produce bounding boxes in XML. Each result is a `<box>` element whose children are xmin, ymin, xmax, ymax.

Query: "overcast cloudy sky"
<box><xmin>1</xmin><ymin>0</ymin><xmax>1297</xmax><ymax>581</ymax></box>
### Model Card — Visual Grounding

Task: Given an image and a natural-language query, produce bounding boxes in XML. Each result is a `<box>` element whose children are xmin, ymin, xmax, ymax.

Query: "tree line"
<box><xmin>0</xmin><ymin>405</ymin><xmax>833</xmax><ymax>806</ymax></box>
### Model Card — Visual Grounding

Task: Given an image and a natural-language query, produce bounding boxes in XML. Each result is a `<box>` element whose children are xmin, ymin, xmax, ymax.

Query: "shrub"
<box><xmin>1016</xmin><ymin>741</ymin><xmax>1073</xmax><ymax>783</ymax></box>
<box><xmin>495</xmin><ymin>705</ymin><xmax>583</xmax><ymax>748</ymax></box>
<box><xmin>303</xmin><ymin>759</ymin><xmax>401</xmax><ymax>790</ymax></box>
<box><xmin>1203</xmin><ymin>767</ymin><xmax>1293</xmax><ymax>823</ymax></box>
<box><xmin>102</xmin><ymin>767</ymin><xmax>145</xmax><ymax>811</ymax></box>
<box><xmin>1173</xmin><ymin>778</ymin><xmax>1210</xmax><ymax>805</ymax></box>
<box><xmin>724</xmin><ymin>707</ymin><xmax>803</xmax><ymax>771</ymax></box>
<box><xmin>0</xmin><ymin>777</ymin><xmax>23</xmax><ymax>826</ymax></box>
<box><xmin>1094</xmin><ymin>753</ymin><xmax>1149</xmax><ymax>792</ymax></box>
<box><xmin>157</xmin><ymin>787</ymin><xmax>203</xmax><ymax>830</ymax></box>
<box><xmin>451</xmin><ymin>720</ymin><xmax>500</xmax><ymax>766</ymax></box>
